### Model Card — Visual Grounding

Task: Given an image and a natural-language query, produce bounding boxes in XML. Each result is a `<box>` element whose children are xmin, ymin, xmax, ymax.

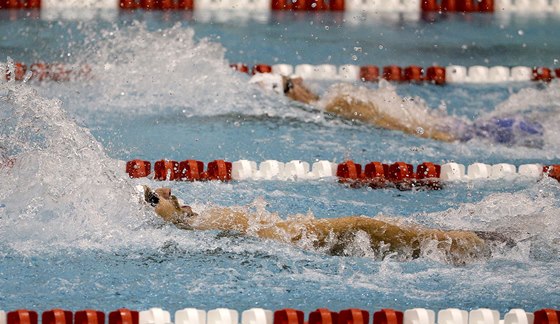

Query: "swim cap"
<box><xmin>249</xmin><ymin>73</ymin><xmax>284</xmax><ymax>95</ymax></box>
<box><xmin>473</xmin><ymin>116</ymin><xmax>544</xmax><ymax>148</ymax></box>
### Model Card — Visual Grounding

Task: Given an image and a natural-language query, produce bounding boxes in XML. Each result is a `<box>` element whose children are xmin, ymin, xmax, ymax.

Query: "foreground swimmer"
<box><xmin>144</xmin><ymin>186</ymin><xmax>515</xmax><ymax>265</ymax></box>
<box><xmin>249</xmin><ymin>73</ymin><xmax>544</xmax><ymax>147</ymax></box>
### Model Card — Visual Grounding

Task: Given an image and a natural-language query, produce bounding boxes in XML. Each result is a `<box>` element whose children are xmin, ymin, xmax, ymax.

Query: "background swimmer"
<box><xmin>249</xmin><ymin>73</ymin><xmax>544</xmax><ymax>147</ymax></box>
<box><xmin>143</xmin><ymin>186</ymin><xmax>516</xmax><ymax>265</ymax></box>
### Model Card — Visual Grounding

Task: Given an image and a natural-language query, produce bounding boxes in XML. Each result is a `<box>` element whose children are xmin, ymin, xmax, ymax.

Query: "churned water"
<box><xmin>0</xmin><ymin>10</ymin><xmax>559</xmax><ymax>314</ymax></box>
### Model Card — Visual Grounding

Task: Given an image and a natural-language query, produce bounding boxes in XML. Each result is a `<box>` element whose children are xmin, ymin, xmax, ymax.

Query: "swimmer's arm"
<box><xmin>324</xmin><ymin>96</ymin><xmax>457</xmax><ymax>142</ymax></box>
<box><xmin>189</xmin><ymin>207</ymin><xmax>251</xmax><ymax>233</ymax></box>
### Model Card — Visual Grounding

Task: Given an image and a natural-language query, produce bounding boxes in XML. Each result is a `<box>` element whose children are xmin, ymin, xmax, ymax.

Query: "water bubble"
<box><xmin>324</xmin><ymin>26</ymin><xmax>329</xmax><ymax>30</ymax></box>
<box><xmin>554</xmin><ymin>59</ymin><xmax>558</xmax><ymax>65</ymax></box>
<box><xmin>378</xmin><ymin>45</ymin><xmax>384</xmax><ymax>50</ymax></box>
<box><xmin>518</xmin><ymin>30</ymin><xmax>524</xmax><ymax>36</ymax></box>
<box><xmin>351</xmin><ymin>55</ymin><xmax>358</xmax><ymax>61</ymax></box>
<box><xmin>416</xmin><ymin>127</ymin><xmax>425</xmax><ymax>135</ymax></box>
<box><xmin>354</xmin><ymin>47</ymin><xmax>362</xmax><ymax>52</ymax></box>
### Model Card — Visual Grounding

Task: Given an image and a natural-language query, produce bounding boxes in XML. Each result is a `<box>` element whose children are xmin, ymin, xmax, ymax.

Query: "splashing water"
<box><xmin>0</xmin><ymin>74</ymin><xmax>155</xmax><ymax>254</ymax></box>
<box><xmin>60</xmin><ymin>21</ymin><xmax>296</xmax><ymax>119</ymax></box>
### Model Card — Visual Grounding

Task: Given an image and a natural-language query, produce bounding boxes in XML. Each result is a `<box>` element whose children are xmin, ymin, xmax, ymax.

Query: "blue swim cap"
<box><xmin>473</xmin><ymin>116</ymin><xmax>544</xmax><ymax>148</ymax></box>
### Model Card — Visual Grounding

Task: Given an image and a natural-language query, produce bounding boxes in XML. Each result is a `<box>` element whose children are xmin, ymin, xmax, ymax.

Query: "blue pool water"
<box><xmin>1</xmin><ymin>9</ymin><xmax>560</xmax><ymax>315</ymax></box>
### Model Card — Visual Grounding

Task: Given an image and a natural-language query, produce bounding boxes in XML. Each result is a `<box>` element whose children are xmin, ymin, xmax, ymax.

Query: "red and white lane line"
<box><xmin>125</xmin><ymin>159</ymin><xmax>560</xmax><ymax>188</ymax></box>
<box><xmin>1</xmin><ymin>0</ymin><xmax>559</xmax><ymax>14</ymax></box>
<box><xmin>2</xmin><ymin>61</ymin><xmax>557</xmax><ymax>85</ymax></box>
<box><xmin>1</xmin><ymin>307</ymin><xmax>558</xmax><ymax>324</ymax></box>
<box><xmin>0</xmin><ymin>61</ymin><xmax>91</xmax><ymax>82</ymax></box>
<box><xmin>233</xmin><ymin>63</ymin><xmax>559</xmax><ymax>84</ymax></box>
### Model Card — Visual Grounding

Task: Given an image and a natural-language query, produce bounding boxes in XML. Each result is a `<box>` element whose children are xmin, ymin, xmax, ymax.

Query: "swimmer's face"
<box><xmin>144</xmin><ymin>186</ymin><xmax>172</xmax><ymax>207</ymax></box>
<box><xmin>155</xmin><ymin>188</ymin><xmax>171</xmax><ymax>200</ymax></box>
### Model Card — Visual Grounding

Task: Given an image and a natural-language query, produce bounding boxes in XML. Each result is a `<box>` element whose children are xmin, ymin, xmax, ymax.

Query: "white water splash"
<box><xmin>0</xmin><ymin>77</ymin><xmax>157</xmax><ymax>254</ymax></box>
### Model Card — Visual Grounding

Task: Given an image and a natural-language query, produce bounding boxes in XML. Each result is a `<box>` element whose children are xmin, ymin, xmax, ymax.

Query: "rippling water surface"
<box><xmin>0</xmin><ymin>10</ymin><xmax>559</xmax><ymax>314</ymax></box>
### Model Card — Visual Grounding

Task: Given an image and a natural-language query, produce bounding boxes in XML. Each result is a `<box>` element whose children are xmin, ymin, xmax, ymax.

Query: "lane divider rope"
<box><xmin>3</xmin><ymin>61</ymin><xmax>557</xmax><ymax>85</ymax></box>
<box><xmin>2</xmin><ymin>0</ymin><xmax>560</xmax><ymax>14</ymax></box>
<box><xmin>1</xmin><ymin>307</ymin><xmax>558</xmax><ymax>324</ymax></box>
<box><xmin>125</xmin><ymin>159</ymin><xmax>560</xmax><ymax>187</ymax></box>
<box><xmin>233</xmin><ymin>63</ymin><xmax>559</xmax><ymax>85</ymax></box>
<box><xmin>0</xmin><ymin>61</ymin><xmax>91</xmax><ymax>82</ymax></box>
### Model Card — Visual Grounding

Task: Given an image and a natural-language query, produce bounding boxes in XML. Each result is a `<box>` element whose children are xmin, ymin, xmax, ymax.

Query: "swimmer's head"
<box><xmin>249</xmin><ymin>73</ymin><xmax>284</xmax><ymax>95</ymax></box>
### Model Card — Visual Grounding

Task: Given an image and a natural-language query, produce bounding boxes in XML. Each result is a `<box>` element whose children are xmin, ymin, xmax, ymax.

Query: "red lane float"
<box><xmin>336</xmin><ymin>160</ymin><xmax>362</xmax><ymax>184</ymax></box>
<box><xmin>0</xmin><ymin>0</ymin><xmax>40</xmax><ymax>9</ymax></box>
<box><xmin>534</xmin><ymin>309</ymin><xmax>560</xmax><ymax>324</ymax></box>
<box><xmin>382</xmin><ymin>65</ymin><xmax>402</xmax><ymax>82</ymax></box>
<box><xmin>404</xmin><ymin>65</ymin><xmax>424</xmax><ymax>82</ymax></box>
<box><xmin>126</xmin><ymin>159</ymin><xmax>151</xmax><ymax>178</ymax></box>
<box><xmin>359</xmin><ymin>65</ymin><xmax>379</xmax><ymax>82</ymax></box>
<box><xmin>421</xmin><ymin>0</ymin><xmax>439</xmax><ymax>11</ymax></box>
<box><xmin>388</xmin><ymin>162</ymin><xmax>415</xmax><ymax>190</ymax></box>
<box><xmin>478</xmin><ymin>0</ymin><xmax>494</xmax><ymax>12</ymax></box>
<box><xmin>374</xmin><ymin>309</ymin><xmax>403</xmax><ymax>324</ymax></box>
<box><xmin>154</xmin><ymin>159</ymin><xmax>180</xmax><ymax>181</ymax></box>
<box><xmin>42</xmin><ymin>309</ymin><xmax>72</xmax><ymax>324</ymax></box>
<box><xmin>416</xmin><ymin>162</ymin><xmax>442</xmax><ymax>189</ymax></box>
<box><xmin>179</xmin><ymin>159</ymin><xmax>205</xmax><ymax>181</ymax></box>
<box><xmin>544</xmin><ymin>165</ymin><xmax>560</xmax><ymax>182</ymax></box>
<box><xmin>274</xmin><ymin>309</ymin><xmax>305</xmax><ymax>324</ymax></box>
<box><xmin>252</xmin><ymin>64</ymin><xmax>273</xmax><ymax>75</ymax></box>
<box><xmin>75</xmin><ymin>310</ymin><xmax>105</xmax><ymax>324</ymax></box>
<box><xmin>5</xmin><ymin>62</ymin><xmax>26</xmax><ymax>81</ymax></box>
<box><xmin>364</xmin><ymin>161</ymin><xmax>389</xmax><ymax>189</ymax></box>
<box><xmin>441</xmin><ymin>0</ymin><xmax>457</xmax><ymax>12</ymax></box>
<box><xmin>119</xmin><ymin>0</ymin><xmax>137</xmax><ymax>9</ymax></box>
<box><xmin>339</xmin><ymin>309</ymin><xmax>369</xmax><ymax>324</ymax></box>
<box><xmin>308</xmin><ymin>309</ymin><xmax>338</xmax><ymax>324</ymax></box>
<box><xmin>459</xmin><ymin>0</ymin><xmax>476</xmax><ymax>12</ymax></box>
<box><xmin>533</xmin><ymin>67</ymin><xmax>553</xmax><ymax>83</ymax></box>
<box><xmin>426</xmin><ymin>66</ymin><xmax>446</xmax><ymax>85</ymax></box>
<box><xmin>230</xmin><ymin>63</ymin><xmax>249</xmax><ymax>74</ymax></box>
<box><xmin>108</xmin><ymin>309</ymin><xmax>139</xmax><ymax>324</ymax></box>
<box><xmin>421</xmin><ymin>0</ymin><xmax>494</xmax><ymax>12</ymax></box>
<box><xmin>207</xmin><ymin>159</ymin><xmax>232</xmax><ymax>181</ymax></box>
<box><xmin>7</xmin><ymin>310</ymin><xmax>39</xmax><ymax>324</ymax></box>
<box><xmin>330</xmin><ymin>0</ymin><xmax>345</xmax><ymax>11</ymax></box>
<box><xmin>119</xmin><ymin>0</ymin><xmax>193</xmax><ymax>10</ymax></box>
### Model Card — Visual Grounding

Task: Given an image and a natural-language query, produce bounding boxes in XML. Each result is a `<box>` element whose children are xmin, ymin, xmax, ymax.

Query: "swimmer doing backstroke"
<box><xmin>249</xmin><ymin>73</ymin><xmax>545</xmax><ymax>148</ymax></box>
<box><xmin>143</xmin><ymin>186</ymin><xmax>517</xmax><ymax>266</ymax></box>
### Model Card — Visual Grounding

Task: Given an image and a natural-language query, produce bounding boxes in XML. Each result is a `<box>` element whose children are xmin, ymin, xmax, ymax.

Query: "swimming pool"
<box><xmin>1</xmin><ymin>7</ymin><xmax>559</xmax><ymax>316</ymax></box>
